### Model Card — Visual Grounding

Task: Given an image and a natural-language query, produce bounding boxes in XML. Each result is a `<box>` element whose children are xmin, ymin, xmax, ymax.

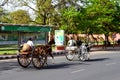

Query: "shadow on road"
<box><xmin>42</xmin><ymin>61</ymin><xmax>87</xmax><ymax>69</ymax></box>
<box><xmin>85</xmin><ymin>58</ymin><xmax>110</xmax><ymax>62</ymax></box>
<box><xmin>0</xmin><ymin>58</ymin><xmax>110</xmax><ymax>71</ymax></box>
<box><xmin>0</xmin><ymin>61</ymin><xmax>19</xmax><ymax>71</ymax></box>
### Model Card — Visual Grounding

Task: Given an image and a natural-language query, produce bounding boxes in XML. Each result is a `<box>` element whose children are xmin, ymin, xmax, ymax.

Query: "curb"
<box><xmin>52</xmin><ymin>52</ymin><xmax>65</xmax><ymax>56</ymax></box>
<box><xmin>1</xmin><ymin>46</ymin><xmax>120</xmax><ymax>60</ymax></box>
<box><xmin>0</xmin><ymin>55</ymin><xmax>17</xmax><ymax>60</ymax></box>
<box><xmin>0</xmin><ymin>52</ymin><xmax>65</xmax><ymax>60</ymax></box>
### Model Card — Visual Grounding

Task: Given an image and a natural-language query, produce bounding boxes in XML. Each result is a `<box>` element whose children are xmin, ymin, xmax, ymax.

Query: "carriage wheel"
<box><xmin>84</xmin><ymin>52</ymin><xmax>90</xmax><ymax>60</ymax></box>
<box><xmin>78</xmin><ymin>50</ymin><xmax>90</xmax><ymax>61</ymax></box>
<box><xmin>78</xmin><ymin>53</ymin><xmax>86</xmax><ymax>61</ymax></box>
<box><xmin>17</xmin><ymin>53</ymin><xmax>32</xmax><ymax>68</ymax></box>
<box><xmin>65</xmin><ymin>50</ymin><xmax>75</xmax><ymax>61</ymax></box>
<box><xmin>32</xmin><ymin>54</ymin><xmax>47</xmax><ymax>69</ymax></box>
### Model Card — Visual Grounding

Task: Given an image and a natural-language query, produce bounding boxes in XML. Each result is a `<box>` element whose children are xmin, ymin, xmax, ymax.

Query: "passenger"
<box><xmin>67</xmin><ymin>37</ymin><xmax>76</xmax><ymax>46</ymax></box>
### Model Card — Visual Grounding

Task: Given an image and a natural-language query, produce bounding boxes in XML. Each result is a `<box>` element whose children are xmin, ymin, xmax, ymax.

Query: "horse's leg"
<box><xmin>43</xmin><ymin>50</ymin><xmax>48</xmax><ymax>65</ymax></box>
<box><xmin>49</xmin><ymin>52</ymin><xmax>54</xmax><ymax>59</ymax></box>
<box><xmin>45</xmin><ymin>56</ymin><xmax>48</xmax><ymax>65</ymax></box>
<box><xmin>49</xmin><ymin>52</ymin><xmax>55</xmax><ymax>64</ymax></box>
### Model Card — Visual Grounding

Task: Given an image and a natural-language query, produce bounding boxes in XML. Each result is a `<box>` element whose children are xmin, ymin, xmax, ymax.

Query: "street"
<box><xmin>0</xmin><ymin>50</ymin><xmax>120</xmax><ymax>80</ymax></box>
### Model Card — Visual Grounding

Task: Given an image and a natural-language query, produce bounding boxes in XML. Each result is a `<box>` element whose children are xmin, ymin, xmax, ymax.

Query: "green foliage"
<box><xmin>0</xmin><ymin>7</ymin><xmax>4</xmax><ymax>22</ymax></box>
<box><xmin>60</xmin><ymin>7</ymin><xmax>82</xmax><ymax>34</ymax></box>
<box><xmin>0</xmin><ymin>15</ymin><xmax>11</xmax><ymax>23</ymax></box>
<box><xmin>0</xmin><ymin>7</ymin><xmax>3</xmax><ymax>14</ymax></box>
<box><xmin>1</xmin><ymin>0</ymin><xmax>120</xmax><ymax>35</ymax></box>
<box><xmin>0</xmin><ymin>44</ymin><xmax>17</xmax><ymax>55</ymax></box>
<box><xmin>80</xmin><ymin>0</ymin><xmax>120</xmax><ymax>35</ymax></box>
<box><xmin>10</xmin><ymin>9</ymin><xmax>31</xmax><ymax>24</ymax></box>
<box><xmin>34</xmin><ymin>0</ymin><xmax>56</xmax><ymax>25</ymax></box>
<box><xmin>0</xmin><ymin>7</ymin><xmax>11</xmax><ymax>23</ymax></box>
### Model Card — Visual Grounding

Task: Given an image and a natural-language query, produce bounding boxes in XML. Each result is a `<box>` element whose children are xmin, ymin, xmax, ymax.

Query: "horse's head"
<box><xmin>48</xmin><ymin>39</ymin><xmax>55</xmax><ymax>46</ymax></box>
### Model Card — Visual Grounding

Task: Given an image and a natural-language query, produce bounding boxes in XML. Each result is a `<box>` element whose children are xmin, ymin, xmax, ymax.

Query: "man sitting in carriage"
<box><xmin>21</xmin><ymin>38</ymin><xmax>34</xmax><ymax>53</ymax></box>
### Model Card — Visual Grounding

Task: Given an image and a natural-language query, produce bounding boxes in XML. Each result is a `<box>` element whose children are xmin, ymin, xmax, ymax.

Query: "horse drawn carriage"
<box><xmin>17</xmin><ymin>44</ymin><xmax>54</xmax><ymax>69</ymax></box>
<box><xmin>65</xmin><ymin>43</ymin><xmax>90</xmax><ymax>61</ymax></box>
<box><xmin>17</xmin><ymin>41</ymin><xmax>91</xmax><ymax>69</ymax></box>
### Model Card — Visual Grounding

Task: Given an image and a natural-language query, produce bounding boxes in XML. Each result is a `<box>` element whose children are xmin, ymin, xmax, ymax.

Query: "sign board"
<box><xmin>55</xmin><ymin>30</ymin><xmax>64</xmax><ymax>45</ymax></box>
<box><xmin>1</xmin><ymin>25</ymin><xmax>51</xmax><ymax>32</ymax></box>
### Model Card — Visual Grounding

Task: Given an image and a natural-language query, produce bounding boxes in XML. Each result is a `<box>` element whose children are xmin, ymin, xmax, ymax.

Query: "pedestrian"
<box><xmin>67</xmin><ymin>37</ymin><xmax>76</xmax><ymax>46</ymax></box>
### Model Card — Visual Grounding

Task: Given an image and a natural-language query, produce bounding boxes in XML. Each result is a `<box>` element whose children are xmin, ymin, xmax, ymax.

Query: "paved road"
<box><xmin>0</xmin><ymin>46</ymin><xmax>120</xmax><ymax>60</ymax></box>
<box><xmin>0</xmin><ymin>50</ymin><xmax>120</xmax><ymax>80</ymax></box>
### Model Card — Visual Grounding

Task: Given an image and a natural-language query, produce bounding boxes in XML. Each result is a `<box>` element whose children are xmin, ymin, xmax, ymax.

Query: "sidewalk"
<box><xmin>0</xmin><ymin>55</ymin><xmax>17</xmax><ymax>60</ymax></box>
<box><xmin>0</xmin><ymin>46</ymin><xmax>120</xmax><ymax>60</ymax></box>
<box><xmin>91</xmin><ymin>46</ymin><xmax>120</xmax><ymax>51</ymax></box>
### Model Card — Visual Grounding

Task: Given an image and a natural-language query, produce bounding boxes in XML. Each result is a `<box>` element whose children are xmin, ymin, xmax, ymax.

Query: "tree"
<box><xmin>54</xmin><ymin>0</ymin><xmax>85</xmax><ymax>34</ymax></box>
<box><xmin>2</xmin><ymin>0</ymin><xmax>120</xmax><ymax>39</ymax></box>
<box><xmin>112</xmin><ymin>0</ymin><xmax>120</xmax><ymax>33</ymax></box>
<box><xmin>0</xmin><ymin>7</ymin><xmax>11</xmax><ymax>23</ymax></box>
<box><xmin>10</xmin><ymin>9</ymin><xmax>31</xmax><ymax>24</ymax></box>
<box><xmin>60</xmin><ymin>7</ymin><xmax>81</xmax><ymax>34</ymax></box>
<box><xmin>35</xmin><ymin>0</ymin><xmax>56</xmax><ymax>25</ymax></box>
<box><xmin>18</xmin><ymin>0</ymin><xmax>56</xmax><ymax>25</ymax></box>
<box><xmin>0</xmin><ymin>7</ymin><xmax>4</xmax><ymax>21</ymax></box>
<box><xmin>80</xmin><ymin>0</ymin><xmax>120</xmax><ymax>42</ymax></box>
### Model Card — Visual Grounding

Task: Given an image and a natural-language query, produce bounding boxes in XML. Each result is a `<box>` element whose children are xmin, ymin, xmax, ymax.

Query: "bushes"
<box><xmin>0</xmin><ymin>45</ymin><xmax>17</xmax><ymax>55</ymax></box>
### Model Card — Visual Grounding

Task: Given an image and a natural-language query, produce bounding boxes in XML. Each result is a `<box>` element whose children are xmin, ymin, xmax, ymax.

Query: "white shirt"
<box><xmin>26</xmin><ymin>40</ymin><xmax>34</xmax><ymax>47</ymax></box>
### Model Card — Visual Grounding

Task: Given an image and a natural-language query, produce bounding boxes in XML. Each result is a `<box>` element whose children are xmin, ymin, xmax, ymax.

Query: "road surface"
<box><xmin>0</xmin><ymin>51</ymin><xmax>120</xmax><ymax>80</ymax></box>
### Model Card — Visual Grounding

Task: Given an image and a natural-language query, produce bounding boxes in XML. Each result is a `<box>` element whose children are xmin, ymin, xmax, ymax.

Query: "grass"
<box><xmin>0</xmin><ymin>44</ymin><xmax>18</xmax><ymax>55</ymax></box>
<box><xmin>0</xmin><ymin>44</ymin><xmax>56</xmax><ymax>55</ymax></box>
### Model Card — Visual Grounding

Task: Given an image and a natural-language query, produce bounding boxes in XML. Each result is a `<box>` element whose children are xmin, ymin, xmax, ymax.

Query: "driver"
<box><xmin>26</xmin><ymin>38</ymin><xmax>34</xmax><ymax>48</ymax></box>
<box><xmin>21</xmin><ymin>38</ymin><xmax>34</xmax><ymax>52</ymax></box>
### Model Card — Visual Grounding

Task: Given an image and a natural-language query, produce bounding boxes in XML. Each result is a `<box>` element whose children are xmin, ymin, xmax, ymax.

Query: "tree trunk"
<box><xmin>104</xmin><ymin>34</ymin><xmax>109</xmax><ymax>42</ymax></box>
<box><xmin>104</xmin><ymin>34</ymin><xmax>110</xmax><ymax>46</ymax></box>
<box><xmin>90</xmin><ymin>34</ymin><xmax>99</xmax><ymax>45</ymax></box>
